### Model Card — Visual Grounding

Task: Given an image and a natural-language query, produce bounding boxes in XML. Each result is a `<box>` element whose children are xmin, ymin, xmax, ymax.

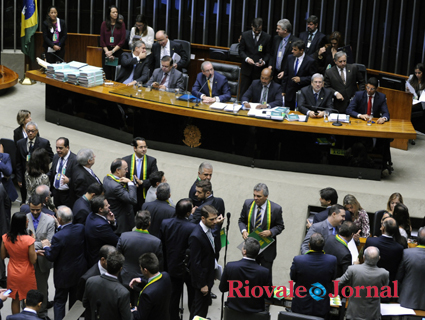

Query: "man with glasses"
<box><xmin>192</xmin><ymin>61</ymin><xmax>231</xmax><ymax>103</ymax></box>
<box><xmin>146</xmin><ymin>55</ymin><xmax>185</xmax><ymax>91</ymax></box>
<box><xmin>116</xmin><ymin>40</ymin><xmax>150</xmax><ymax>85</ymax></box>
<box><xmin>151</xmin><ymin>30</ymin><xmax>188</xmax><ymax>72</ymax></box>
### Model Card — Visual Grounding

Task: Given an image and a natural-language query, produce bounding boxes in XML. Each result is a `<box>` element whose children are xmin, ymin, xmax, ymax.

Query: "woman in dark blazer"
<box><xmin>13</xmin><ymin>110</ymin><xmax>37</xmax><ymax>145</ymax></box>
<box><xmin>42</xmin><ymin>6</ymin><xmax>67</xmax><ymax>63</ymax></box>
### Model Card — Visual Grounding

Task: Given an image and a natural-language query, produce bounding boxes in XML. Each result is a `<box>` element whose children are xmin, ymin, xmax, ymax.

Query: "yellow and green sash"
<box><xmin>134</xmin><ymin>228</ymin><xmax>149</xmax><ymax>234</ymax></box>
<box><xmin>247</xmin><ymin>200</ymin><xmax>271</xmax><ymax>234</ymax></box>
<box><xmin>138</xmin><ymin>273</ymin><xmax>162</xmax><ymax>304</ymax></box>
<box><xmin>335</xmin><ymin>234</ymin><xmax>348</xmax><ymax>247</ymax></box>
<box><xmin>130</xmin><ymin>154</ymin><xmax>147</xmax><ymax>198</ymax></box>
<box><xmin>417</xmin><ymin>245</ymin><xmax>425</xmax><ymax>249</ymax></box>
<box><xmin>305</xmin><ymin>250</ymin><xmax>325</xmax><ymax>254</ymax></box>
<box><xmin>107</xmin><ymin>173</ymin><xmax>127</xmax><ymax>190</ymax></box>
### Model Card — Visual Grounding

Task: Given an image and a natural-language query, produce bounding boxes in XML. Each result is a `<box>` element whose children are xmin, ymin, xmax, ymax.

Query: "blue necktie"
<box><xmin>294</xmin><ymin>58</ymin><xmax>299</xmax><ymax>75</ymax></box>
<box><xmin>314</xmin><ymin>93</ymin><xmax>318</xmax><ymax>102</ymax></box>
<box><xmin>136</xmin><ymin>158</ymin><xmax>142</xmax><ymax>178</ymax></box>
<box><xmin>333</xmin><ymin>227</ymin><xmax>336</xmax><ymax>235</ymax></box>
<box><xmin>54</xmin><ymin>158</ymin><xmax>64</xmax><ymax>189</ymax></box>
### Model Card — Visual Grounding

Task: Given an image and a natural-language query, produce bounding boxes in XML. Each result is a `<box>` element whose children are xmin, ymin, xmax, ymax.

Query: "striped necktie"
<box><xmin>255</xmin><ymin>206</ymin><xmax>262</xmax><ymax>229</ymax></box>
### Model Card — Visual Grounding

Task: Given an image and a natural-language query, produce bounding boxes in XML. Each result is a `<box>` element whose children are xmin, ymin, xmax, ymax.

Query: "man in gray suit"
<box><xmin>27</xmin><ymin>193</ymin><xmax>56</xmax><ymax>319</ymax></box>
<box><xmin>337</xmin><ymin>247</ymin><xmax>389</xmax><ymax>320</ymax></box>
<box><xmin>397</xmin><ymin>227</ymin><xmax>425</xmax><ymax>310</ymax></box>
<box><xmin>146</xmin><ymin>55</ymin><xmax>185</xmax><ymax>91</ymax></box>
<box><xmin>103</xmin><ymin>158</ymin><xmax>137</xmax><ymax>234</ymax></box>
<box><xmin>301</xmin><ymin>204</ymin><xmax>345</xmax><ymax>254</ymax></box>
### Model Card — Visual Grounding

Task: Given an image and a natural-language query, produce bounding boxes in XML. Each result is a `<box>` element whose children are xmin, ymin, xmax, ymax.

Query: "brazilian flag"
<box><xmin>21</xmin><ymin>0</ymin><xmax>38</xmax><ymax>61</ymax></box>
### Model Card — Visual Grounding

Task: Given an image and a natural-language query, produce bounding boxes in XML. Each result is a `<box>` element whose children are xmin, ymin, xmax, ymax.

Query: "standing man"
<box><xmin>151</xmin><ymin>30</ymin><xmax>188</xmax><ymax>72</ymax></box>
<box><xmin>41</xmin><ymin>206</ymin><xmax>87</xmax><ymax>320</ymax></box>
<box><xmin>20</xmin><ymin>185</ymin><xmax>55</xmax><ymax>216</ymax></box>
<box><xmin>72</xmin><ymin>149</ymin><xmax>102</xmax><ymax>199</ymax></box>
<box><xmin>191</xmin><ymin>61</ymin><xmax>232</xmax><ymax>103</ymax></box>
<box><xmin>103</xmin><ymin>158</ymin><xmax>137</xmax><ymax>234</ymax></box>
<box><xmin>298</xmin><ymin>73</ymin><xmax>334</xmax><ymax>117</ymax></box>
<box><xmin>337</xmin><ymin>247</ymin><xmax>389</xmax><ymax>320</ymax></box>
<box><xmin>281</xmin><ymin>40</ymin><xmax>316</xmax><ymax>110</ymax></box>
<box><xmin>291</xmin><ymin>233</ymin><xmax>337</xmax><ymax>318</ymax></box>
<box><xmin>298</xmin><ymin>15</ymin><xmax>327</xmax><ymax>57</ymax></box>
<box><xmin>123</xmin><ymin>137</ymin><xmax>158</xmax><ymax>211</ymax></box>
<box><xmin>48</xmin><ymin>137</ymin><xmax>77</xmax><ymax>208</ymax></box>
<box><xmin>324</xmin><ymin>51</ymin><xmax>365</xmax><ymax>113</ymax></box>
<box><xmin>189</xmin><ymin>180</ymin><xmax>225</xmax><ymax>224</ymax></box>
<box><xmin>239</xmin><ymin>18</ymin><xmax>272</xmax><ymax>97</ymax></box>
<box><xmin>116</xmin><ymin>40</ymin><xmax>150</xmax><ymax>85</ymax></box>
<box><xmin>238</xmin><ymin>183</ymin><xmax>284</xmax><ymax>277</ymax></box>
<box><xmin>188</xmin><ymin>162</ymin><xmax>213</xmax><ymax>207</ymax></box>
<box><xmin>146</xmin><ymin>56</ymin><xmax>185</xmax><ymax>91</ymax></box>
<box><xmin>145</xmin><ymin>171</ymin><xmax>174</xmax><ymax>206</ymax></box>
<box><xmin>269</xmin><ymin>19</ymin><xmax>299</xmax><ymax>84</ymax></box>
<box><xmin>72</xmin><ymin>183</ymin><xmax>104</xmax><ymax>225</ymax></box>
<box><xmin>0</xmin><ymin>148</ymin><xmax>18</xmax><ymax>204</ymax></box>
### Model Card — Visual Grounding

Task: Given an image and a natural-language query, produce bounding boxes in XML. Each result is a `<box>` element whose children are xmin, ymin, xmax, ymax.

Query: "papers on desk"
<box><xmin>380</xmin><ymin>304</ymin><xmax>415</xmax><ymax>316</ymax></box>
<box><xmin>209</xmin><ymin>102</ymin><xmax>242</xmax><ymax>112</ymax></box>
<box><xmin>329</xmin><ymin>113</ymin><xmax>350</xmax><ymax>123</ymax></box>
<box><xmin>68</xmin><ymin>61</ymin><xmax>88</xmax><ymax>69</ymax></box>
<box><xmin>285</xmin><ymin>113</ymin><xmax>307</xmax><ymax>122</ymax></box>
<box><xmin>36</xmin><ymin>57</ymin><xmax>51</xmax><ymax>69</ymax></box>
<box><xmin>247</xmin><ymin>106</ymin><xmax>289</xmax><ymax>121</ymax></box>
<box><xmin>172</xmin><ymin>53</ymin><xmax>181</xmax><ymax>65</ymax></box>
<box><xmin>413</xmin><ymin>91</ymin><xmax>425</xmax><ymax>104</ymax></box>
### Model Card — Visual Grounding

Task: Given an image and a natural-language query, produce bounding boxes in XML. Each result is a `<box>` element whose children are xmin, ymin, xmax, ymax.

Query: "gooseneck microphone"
<box><xmin>195</xmin><ymin>74</ymin><xmax>212</xmax><ymax>107</ymax></box>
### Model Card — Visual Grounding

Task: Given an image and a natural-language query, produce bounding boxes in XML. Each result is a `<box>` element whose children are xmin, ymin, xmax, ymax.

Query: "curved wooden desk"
<box><xmin>0</xmin><ymin>66</ymin><xmax>19</xmax><ymax>90</ymax></box>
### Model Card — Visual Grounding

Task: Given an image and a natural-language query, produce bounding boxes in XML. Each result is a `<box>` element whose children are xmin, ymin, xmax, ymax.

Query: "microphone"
<box><xmin>47</xmin><ymin>51</ymin><xmax>65</xmax><ymax>63</ymax></box>
<box><xmin>226</xmin><ymin>212</ymin><xmax>231</xmax><ymax>228</ymax></box>
<box><xmin>195</xmin><ymin>74</ymin><xmax>212</xmax><ymax>107</ymax></box>
<box><xmin>95</xmin><ymin>300</ymin><xmax>101</xmax><ymax>320</ymax></box>
<box><xmin>314</xmin><ymin>107</ymin><xmax>342</xmax><ymax>126</ymax></box>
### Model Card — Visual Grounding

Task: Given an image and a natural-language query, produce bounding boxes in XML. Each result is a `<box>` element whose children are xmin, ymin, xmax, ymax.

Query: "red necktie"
<box><xmin>160</xmin><ymin>73</ymin><xmax>168</xmax><ymax>85</ymax></box>
<box><xmin>367</xmin><ymin>95</ymin><xmax>372</xmax><ymax>115</ymax></box>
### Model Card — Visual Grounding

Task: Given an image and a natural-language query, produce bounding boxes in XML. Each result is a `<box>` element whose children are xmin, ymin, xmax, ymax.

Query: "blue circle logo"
<box><xmin>309</xmin><ymin>282</ymin><xmax>326</xmax><ymax>301</ymax></box>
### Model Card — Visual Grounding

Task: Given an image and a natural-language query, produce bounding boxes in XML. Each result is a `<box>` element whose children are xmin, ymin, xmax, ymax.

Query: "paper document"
<box><xmin>380</xmin><ymin>303</ymin><xmax>415</xmax><ymax>316</ymax></box>
<box><xmin>172</xmin><ymin>53</ymin><xmax>181</xmax><ymax>65</ymax></box>
<box><xmin>209</xmin><ymin>102</ymin><xmax>227</xmax><ymax>110</ymax></box>
<box><xmin>224</xmin><ymin>104</ymin><xmax>242</xmax><ymax>112</ymax></box>
<box><xmin>405</xmin><ymin>81</ymin><xmax>416</xmax><ymax>97</ymax></box>
<box><xmin>329</xmin><ymin>113</ymin><xmax>350</xmax><ymax>123</ymax></box>
<box><xmin>36</xmin><ymin>57</ymin><xmax>51</xmax><ymax>69</ymax></box>
<box><xmin>348</xmin><ymin>239</ymin><xmax>359</xmax><ymax>264</ymax></box>
<box><xmin>47</xmin><ymin>47</ymin><xmax>56</xmax><ymax>53</ymax></box>
<box><xmin>247</xmin><ymin>107</ymin><xmax>271</xmax><ymax>118</ymax></box>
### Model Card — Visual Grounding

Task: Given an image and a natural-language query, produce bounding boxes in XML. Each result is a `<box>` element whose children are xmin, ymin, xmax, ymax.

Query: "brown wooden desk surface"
<box><xmin>26</xmin><ymin>70</ymin><xmax>417</xmax><ymax>140</ymax></box>
<box><xmin>0</xmin><ymin>66</ymin><xmax>19</xmax><ymax>90</ymax></box>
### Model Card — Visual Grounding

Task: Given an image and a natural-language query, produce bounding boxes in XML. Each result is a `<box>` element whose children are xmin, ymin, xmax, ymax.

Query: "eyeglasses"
<box><xmin>366</xmin><ymin>86</ymin><xmax>376</xmax><ymax>91</ymax></box>
<box><xmin>26</xmin><ymin>130</ymin><xmax>37</xmax><ymax>133</ymax></box>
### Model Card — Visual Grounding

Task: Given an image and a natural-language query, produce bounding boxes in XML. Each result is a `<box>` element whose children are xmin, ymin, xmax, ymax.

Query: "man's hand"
<box><xmin>277</xmin><ymin>71</ymin><xmax>284</xmax><ymax>79</ymax></box>
<box><xmin>158</xmin><ymin>85</ymin><xmax>167</xmax><ymax>90</ymax></box>
<box><xmin>259</xmin><ymin>230</ymin><xmax>272</xmax><ymax>238</ymax></box>
<box><xmin>376</xmin><ymin>117</ymin><xmax>386</xmax><ymax>124</ymax></box>
<box><xmin>120</xmin><ymin>177</ymin><xmax>131</xmax><ymax>184</ymax></box>
<box><xmin>173</xmin><ymin>63</ymin><xmax>178</xmax><ymax>69</ymax></box>
<box><xmin>61</xmin><ymin>175</ymin><xmax>69</xmax><ymax>185</ymax></box>
<box><xmin>200</xmin><ymin>285</ymin><xmax>209</xmax><ymax>296</ymax></box>
<box><xmin>0</xmin><ymin>289</ymin><xmax>9</xmax><ymax>302</ymax></box>
<box><xmin>191</xmin><ymin>206</ymin><xmax>198</xmax><ymax>215</ymax></box>
<box><xmin>242</xmin><ymin>231</ymin><xmax>248</xmax><ymax>240</ymax></box>
<box><xmin>318</xmin><ymin>47</ymin><xmax>326</xmax><ymax>56</ymax></box>
<box><xmin>256</xmin><ymin>104</ymin><xmax>268</xmax><ymax>109</ymax></box>
<box><xmin>336</xmin><ymin>92</ymin><xmax>344</xmax><ymax>100</ymax></box>
<box><xmin>138</xmin><ymin>51</ymin><xmax>147</xmax><ymax>60</ymax></box>
<box><xmin>292</xmin><ymin>76</ymin><xmax>300</xmax><ymax>83</ymax></box>
<box><xmin>18</xmin><ymin>181</ymin><xmax>22</xmax><ymax>188</ymax></box>
<box><xmin>247</xmin><ymin>58</ymin><xmax>255</xmax><ymax>65</ymax></box>
<box><xmin>126</xmin><ymin>80</ymin><xmax>137</xmax><ymax>87</ymax></box>
<box><xmin>36</xmin><ymin>250</ymin><xmax>45</xmax><ymax>256</ymax></box>
<box><xmin>133</xmin><ymin>176</ymin><xmax>143</xmax><ymax>186</ymax></box>
<box><xmin>202</xmin><ymin>97</ymin><xmax>216</xmax><ymax>103</ymax></box>
<box><xmin>216</xmin><ymin>214</ymin><xmax>225</xmax><ymax>224</ymax></box>
<box><xmin>106</xmin><ymin>211</ymin><xmax>115</xmax><ymax>223</ymax></box>
<box><xmin>306</xmin><ymin>219</ymin><xmax>312</xmax><ymax>229</ymax></box>
<box><xmin>353</xmin><ymin>229</ymin><xmax>361</xmax><ymax>242</ymax></box>
<box><xmin>359</xmin><ymin>114</ymin><xmax>369</xmax><ymax>121</ymax></box>
<box><xmin>243</xmin><ymin>103</ymin><xmax>251</xmax><ymax>109</ymax></box>
<box><xmin>41</xmin><ymin>239</ymin><xmax>51</xmax><ymax>247</ymax></box>
<box><xmin>129</xmin><ymin>277</ymin><xmax>141</xmax><ymax>289</ymax></box>
<box><xmin>53</xmin><ymin>45</ymin><xmax>61</xmax><ymax>51</ymax></box>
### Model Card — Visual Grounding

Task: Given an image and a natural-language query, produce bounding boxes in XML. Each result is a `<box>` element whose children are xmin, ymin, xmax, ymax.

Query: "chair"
<box><xmin>210</xmin><ymin>61</ymin><xmax>241</xmax><ymax>101</ymax></box>
<box><xmin>172</xmin><ymin>39</ymin><xmax>191</xmax><ymax>73</ymax></box>
<box><xmin>182</xmin><ymin>73</ymin><xmax>189</xmax><ymax>92</ymax></box>
<box><xmin>372</xmin><ymin>209</ymin><xmax>387</xmax><ymax>236</ymax></box>
<box><xmin>353</xmin><ymin>63</ymin><xmax>367</xmax><ymax>83</ymax></box>
<box><xmin>209</xmin><ymin>48</ymin><xmax>228</xmax><ymax>61</ymax></box>
<box><xmin>0</xmin><ymin>138</ymin><xmax>17</xmax><ymax>174</ymax></box>
<box><xmin>114</xmin><ymin>64</ymin><xmax>122</xmax><ymax>82</ymax></box>
<box><xmin>223</xmin><ymin>306</ymin><xmax>270</xmax><ymax>320</ymax></box>
<box><xmin>278</xmin><ymin>311</ymin><xmax>324</xmax><ymax>320</ymax></box>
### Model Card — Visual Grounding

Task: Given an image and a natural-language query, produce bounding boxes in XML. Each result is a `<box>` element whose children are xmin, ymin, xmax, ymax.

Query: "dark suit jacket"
<box><xmin>282</xmin><ymin>54</ymin><xmax>317</xmax><ymax>102</ymax></box>
<box><xmin>189</xmin><ymin>195</ymin><xmax>225</xmax><ymax>224</ymax></box>
<box><xmin>159</xmin><ymin>217</ymin><xmax>196</xmax><ymax>278</ymax></box>
<box><xmin>76</xmin><ymin>262</ymin><xmax>101</xmax><ymax>301</ymax></box>
<box><xmin>238</xmin><ymin>199</ymin><xmax>284</xmax><ymax>262</ymax></box>
<box><xmin>13</xmin><ymin>127</ymin><xmax>40</xmax><ymax>145</ymax></box>
<box><xmin>313</xmin><ymin>208</ymin><xmax>352</xmax><ymax>224</ymax></box>
<box><xmin>47</xmin><ymin>151</ymin><xmax>77</xmax><ymax>202</ymax></box>
<box><xmin>219</xmin><ymin>258</ymin><xmax>272</xmax><ymax>313</ymax></box>
<box><xmin>323</xmin><ymin>235</ymin><xmax>352</xmax><ymax>278</ymax></box>
<box><xmin>116</xmin><ymin>52</ymin><xmax>150</xmax><ymax>84</ymax></box>
<box><xmin>6</xmin><ymin>310</ymin><xmax>41</xmax><ymax>320</ymax></box>
<box><xmin>117</xmin><ymin>230</ymin><xmax>163</xmax><ymax>284</ymax></box>
<box><xmin>324</xmin><ymin>64</ymin><xmax>365</xmax><ymax>113</ymax></box>
<box><xmin>290</xmin><ymin>252</ymin><xmax>337</xmax><ymax>317</ymax></box>
<box><xmin>141</xmin><ymin>199</ymin><xmax>175</xmax><ymax>238</ymax></box>
<box><xmin>191</xmin><ymin>71</ymin><xmax>232</xmax><ymax>102</ymax></box>
<box><xmin>103</xmin><ymin>175</ymin><xmax>137</xmax><ymax>234</ymax></box>
<box><xmin>146</xmin><ymin>67</ymin><xmax>185</xmax><ymax>91</ymax></box>
<box><xmin>42</xmin><ymin>19</ymin><xmax>67</xmax><ymax>51</ymax></box>
<box><xmin>133</xmin><ymin>272</ymin><xmax>171</xmax><ymax>320</ymax></box>
<box><xmin>43</xmin><ymin>223</ymin><xmax>87</xmax><ymax>288</ymax></box>
<box><xmin>299</xmin><ymin>31</ymin><xmax>327</xmax><ymax>56</ymax></box>
<box><xmin>298</xmin><ymin>86</ymin><xmax>334</xmax><ymax>115</ymax></box>
<box><xmin>188</xmin><ymin>179</ymin><xmax>201</xmax><ymax>207</ymax></box>
<box><xmin>72</xmin><ymin>196</ymin><xmax>91</xmax><ymax>224</ymax></box>
<box><xmin>151</xmin><ymin>40</ymin><xmax>188</xmax><ymax>71</ymax></box>
<box><xmin>239</xmin><ymin>30</ymin><xmax>272</xmax><ymax>77</ymax></box>
<box><xmin>346</xmin><ymin>90</ymin><xmax>390</xmax><ymax>120</ymax></box>
<box><xmin>72</xmin><ymin>164</ymin><xmax>102</xmax><ymax>199</ymax></box>
<box><xmin>85</xmin><ymin>213</ymin><xmax>119</xmax><ymax>267</ymax></box>
<box><xmin>16</xmin><ymin>137</ymin><xmax>54</xmax><ymax>183</ymax></box>
<box><xmin>0</xmin><ymin>153</ymin><xmax>18</xmax><ymax>201</ymax></box>
<box><xmin>269</xmin><ymin>34</ymin><xmax>300</xmax><ymax>77</ymax></box>
<box><xmin>241</xmin><ymin>80</ymin><xmax>283</xmax><ymax>108</ymax></box>
<box><xmin>83</xmin><ymin>274</ymin><xmax>131</xmax><ymax>320</ymax></box>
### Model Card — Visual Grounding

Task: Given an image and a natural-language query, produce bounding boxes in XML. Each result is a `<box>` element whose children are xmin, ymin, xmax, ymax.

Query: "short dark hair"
<box><xmin>251</xmin><ymin>17</ymin><xmax>263</xmax><ymax>28</ymax></box>
<box><xmin>29</xmin><ymin>193</ymin><xmax>43</xmax><ymax>206</ymax></box>
<box><xmin>310</xmin><ymin>233</ymin><xmax>325</xmax><ymax>251</ymax></box>
<box><xmin>201</xmin><ymin>205</ymin><xmax>218</xmax><ymax>219</ymax></box>
<box><xmin>320</xmin><ymin>187</ymin><xmax>338</xmax><ymax>205</ymax></box>
<box><xmin>243</xmin><ymin>238</ymin><xmax>261</xmax><ymax>259</ymax></box>
<box><xmin>56</xmin><ymin>137</ymin><xmax>69</xmax><ymax>148</ymax></box>
<box><xmin>329</xmin><ymin>204</ymin><xmax>345</xmax><ymax>217</ymax></box>
<box><xmin>110</xmin><ymin>159</ymin><xmax>123</xmax><ymax>173</ymax></box>
<box><xmin>195</xmin><ymin>180</ymin><xmax>212</xmax><ymax>193</ymax></box>
<box><xmin>306</xmin><ymin>15</ymin><xmax>319</xmax><ymax>25</ymax></box>
<box><xmin>25</xmin><ymin>290</ymin><xmax>44</xmax><ymax>307</ymax></box>
<box><xmin>131</xmin><ymin>137</ymin><xmax>146</xmax><ymax>147</ymax></box>
<box><xmin>367</xmin><ymin>77</ymin><xmax>379</xmax><ymax>88</ymax></box>
<box><xmin>139</xmin><ymin>253</ymin><xmax>159</xmax><ymax>274</ymax></box>
<box><xmin>161</xmin><ymin>55</ymin><xmax>174</xmax><ymax>65</ymax></box>
<box><xmin>417</xmin><ymin>227</ymin><xmax>425</xmax><ymax>246</ymax></box>
<box><xmin>87</xmin><ymin>183</ymin><xmax>104</xmax><ymax>195</ymax></box>
<box><xmin>106</xmin><ymin>252</ymin><xmax>125</xmax><ymax>275</ymax></box>
<box><xmin>156</xmin><ymin>183</ymin><xmax>171</xmax><ymax>201</ymax></box>
<box><xmin>292</xmin><ymin>39</ymin><xmax>305</xmax><ymax>51</ymax></box>
<box><xmin>99</xmin><ymin>245</ymin><xmax>116</xmax><ymax>260</ymax></box>
<box><xmin>149</xmin><ymin>171</ymin><xmax>164</xmax><ymax>187</ymax></box>
<box><xmin>339</xmin><ymin>221</ymin><xmax>355</xmax><ymax>237</ymax></box>
<box><xmin>90</xmin><ymin>195</ymin><xmax>106</xmax><ymax>214</ymax></box>
<box><xmin>135</xmin><ymin>210</ymin><xmax>151</xmax><ymax>229</ymax></box>
<box><xmin>175</xmin><ymin>198</ymin><xmax>193</xmax><ymax>219</ymax></box>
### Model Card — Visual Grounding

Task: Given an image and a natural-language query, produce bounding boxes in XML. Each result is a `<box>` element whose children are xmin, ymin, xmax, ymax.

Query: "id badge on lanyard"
<box><xmin>110</xmin><ymin>25</ymin><xmax>115</xmax><ymax>44</ymax></box>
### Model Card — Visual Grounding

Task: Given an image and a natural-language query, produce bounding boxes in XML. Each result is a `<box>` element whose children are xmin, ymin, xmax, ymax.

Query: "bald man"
<box><xmin>151</xmin><ymin>30</ymin><xmax>188</xmax><ymax>73</ymax></box>
<box><xmin>241</xmin><ymin>68</ymin><xmax>283</xmax><ymax>109</ymax></box>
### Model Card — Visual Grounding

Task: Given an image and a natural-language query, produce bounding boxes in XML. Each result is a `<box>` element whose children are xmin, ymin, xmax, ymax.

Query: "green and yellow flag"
<box><xmin>21</xmin><ymin>0</ymin><xmax>38</xmax><ymax>60</ymax></box>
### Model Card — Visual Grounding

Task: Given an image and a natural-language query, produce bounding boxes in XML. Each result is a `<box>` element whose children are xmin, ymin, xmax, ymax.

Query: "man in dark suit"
<box><xmin>159</xmin><ymin>199</ymin><xmax>196</xmax><ymax>320</ymax></box>
<box><xmin>6</xmin><ymin>290</ymin><xmax>44</xmax><ymax>320</ymax></box>
<box><xmin>291</xmin><ymin>233</ymin><xmax>337</xmax><ymax>318</ymax></box>
<box><xmin>238</xmin><ymin>183</ymin><xmax>284</xmax><ymax>277</ymax></box>
<box><xmin>151</xmin><ymin>30</ymin><xmax>188</xmax><ymax>72</ymax></box>
<box><xmin>189</xmin><ymin>205</ymin><xmax>222</xmax><ymax>319</ymax></box>
<box><xmin>72</xmin><ymin>149</ymin><xmax>102</xmax><ymax>199</ymax></box>
<box><xmin>145</xmin><ymin>171</ymin><xmax>174</xmax><ymax>205</ymax></box>
<box><xmin>0</xmin><ymin>150</ymin><xmax>18</xmax><ymax>203</ymax></box>
<box><xmin>269</xmin><ymin>19</ymin><xmax>300</xmax><ymax>84</ymax></box>
<box><xmin>85</xmin><ymin>196</ymin><xmax>119</xmax><ymax>267</ymax></box>
<box><xmin>323</xmin><ymin>221</ymin><xmax>355</xmax><ymax>278</ymax></box>
<box><xmin>47</xmin><ymin>137</ymin><xmax>77</xmax><ymax>208</ymax></box>
<box><xmin>16</xmin><ymin>122</ymin><xmax>53</xmax><ymax>203</ymax></box>
<box><xmin>116</xmin><ymin>40</ymin><xmax>150</xmax><ymax>85</ymax></box>
<box><xmin>239</xmin><ymin>17</ymin><xmax>272</xmax><ymax>96</ymax></box>
<box><xmin>282</xmin><ymin>40</ymin><xmax>317</xmax><ymax>110</ymax></box>
<box><xmin>41</xmin><ymin>206</ymin><xmax>87</xmax><ymax>320</ymax></box>
<box><xmin>141</xmin><ymin>183</ymin><xmax>175</xmax><ymax>238</ymax></box>
<box><xmin>191</xmin><ymin>61</ymin><xmax>232</xmax><ymax>103</ymax></box>
<box><xmin>313</xmin><ymin>187</ymin><xmax>339</xmax><ymax>224</ymax></box>
<box><xmin>298</xmin><ymin>73</ymin><xmax>334</xmax><ymax>117</ymax></box>
<box><xmin>72</xmin><ymin>183</ymin><xmax>103</xmax><ymax>225</ymax></box>
<box><xmin>241</xmin><ymin>68</ymin><xmax>283</xmax><ymax>109</ymax></box>
<box><xmin>130</xmin><ymin>253</ymin><xmax>172</xmax><ymax>320</ymax></box>
<box><xmin>188</xmin><ymin>162</ymin><xmax>213</xmax><ymax>207</ymax></box>
<box><xmin>122</xmin><ymin>137</ymin><xmax>158</xmax><ymax>212</ymax></box>
<box><xmin>324</xmin><ymin>51</ymin><xmax>365</xmax><ymax>113</ymax></box>
<box><xmin>220</xmin><ymin>238</ymin><xmax>272</xmax><ymax>314</ymax></box>
<box><xmin>20</xmin><ymin>185</ymin><xmax>55</xmax><ymax>216</ymax></box>
<box><xmin>146</xmin><ymin>56</ymin><xmax>185</xmax><ymax>91</ymax></box>
<box><xmin>103</xmin><ymin>158</ymin><xmax>137</xmax><ymax>234</ymax></box>
<box><xmin>298</xmin><ymin>15</ymin><xmax>327</xmax><ymax>57</ymax></box>
<box><xmin>397</xmin><ymin>227</ymin><xmax>425</xmax><ymax>310</ymax></box>
<box><xmin>83</xmin><ymin>252</ymin><xmax>132</xmax><ymax>320</ymax></box>
<box><xmin>189</xmin><ymin>180</ymin><xmax>225</xmax><ymax>224</ymax></box>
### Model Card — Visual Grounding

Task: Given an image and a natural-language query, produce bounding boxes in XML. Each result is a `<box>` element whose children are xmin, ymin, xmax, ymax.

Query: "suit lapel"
<box><xmin>333</xmin><ymin>66</ymin><xmax>345</xmax><ymax>86</ymax></box>
<box><xmin>345</xmin><ymin>65</ymin><xmax>353</xmax><ymax>87</ymax></box>
<box><xmin>317</xmin><ymin>89</ymin><xmax>326</xmax><ymax>107</ymax></box>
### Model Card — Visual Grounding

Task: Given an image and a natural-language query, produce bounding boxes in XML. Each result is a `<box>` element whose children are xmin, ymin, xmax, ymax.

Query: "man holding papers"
<box><xmin>151</xmin><ymin>30</ymin><xmax>188</xmax><ymax>72</ymax></box>
<box><xmin>238</xmin><ymin>183</ymin><xmax>284</xmax><ymax>277</ymax></box>
<box><xmin>298</xmin><ymin>73</ymin><xmax>333</xmax><ymax>117</ymax></box>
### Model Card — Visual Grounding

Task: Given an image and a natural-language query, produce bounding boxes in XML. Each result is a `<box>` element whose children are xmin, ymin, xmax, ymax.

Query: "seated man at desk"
<box><xmin>146</xmin><ymin>55</ymin><xmax>185</xmax><ymax>91</ymax></box>
<box><xmin>241</xmin><ymin>68</ymin><xmax>282</xmax><ymax>109</ymax></box>
<box><xmin>191</xmin><ymin>61</ymin><xmax>231</xmax><ymax>103</ymax></box>
<box><xmin>116</xmin><ymin>40</ymin><xmax>150</xmax><ymax>86</ymax></box>
<box><xmin>298</xmin><ymin>73</ymin><xmax>333</xmax><ymax>117</ymax></box>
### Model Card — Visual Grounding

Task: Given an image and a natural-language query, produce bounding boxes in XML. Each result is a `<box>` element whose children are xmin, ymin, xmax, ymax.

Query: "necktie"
<box><xmin>255</xmin><ymin>206</ymin><xmax>262</xmax><ymax>229</ymax></box>
<box><xmin>333</xmin><ymin>227</ymin><xmax>336</xmax><ymax>235</ymax></box>
<box><xmin>160</xmin><ymin>73</ymin><xmax>168</xmax><ymax>85</ymax></box>
<box><xmin>367</xmin><ymin>95</ymin><xmax>372</xmax><ymax>115</ymax></box>
<box><xmin>254</xmin><ymin>35</ymin><xmax>258</xmax><ymax>46</ymax></box>
<box><xmin>308</xmin><ymin>32</ymin><xmax>313</xmax><ymax>41</ymax></box>
<box><xmin>261</xmin><ymin>86</ymin><xmax>269</xmax><ymax>104</ymax></box>
<box><xmin>89</xmin><ymin>169</ymin><xmax>100</xmax><ymax>183</ymax></box>
<box><xmin>208</xmin><ymin>79</ymin><xmax>212</xmax><ymax>97</ymax></box>
<box><xmin>276</xmin><ymin>38</ymin><xmax>287</xmax><ymax>70</ymax></box>
<box><xmin>340</xmin><ymin>68</ymin><xmax>346</xmax><ymax>85</ymax></box>
<box><xmin>294</xmin><ymin>58</ymin><xmax>299</xmax><ymax>75</ymax></box>
<box><xmin>314</xmin><ymin>92</ymin><xmax>318</xmax><ymax>102</ymax></box>
<box><xmin>54</xmin><ymin>157</ymin><xmax>64</xmax><ymax>189</ymax></box>
<box><xmin>29</xmin><ymin>141</ymin><xmax>34</xmax><ymax>154</ymax></box>
<box><xmin>136</xmin><ymin>158</ymin><xmax>142</xmax><ymax>178</ymax></box>
<box><xmin>206</xmin><ymin>229</ymin><xmax>215</xmax><ymax>252</ymax></box>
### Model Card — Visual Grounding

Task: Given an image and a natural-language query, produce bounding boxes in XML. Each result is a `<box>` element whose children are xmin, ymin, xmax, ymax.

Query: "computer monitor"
<box><xmin>378</xmin><ymin>74</ymin><xmax>406</xmax><ymax>91</ymax></box>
